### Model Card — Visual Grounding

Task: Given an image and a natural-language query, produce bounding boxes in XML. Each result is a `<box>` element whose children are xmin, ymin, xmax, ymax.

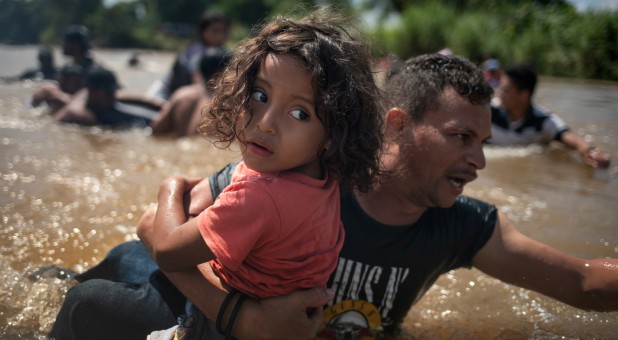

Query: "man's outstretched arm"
<box><xmin>473</xmin><ymin>211</ymin><xmax>618</xmax><ymax>311</ymax></box>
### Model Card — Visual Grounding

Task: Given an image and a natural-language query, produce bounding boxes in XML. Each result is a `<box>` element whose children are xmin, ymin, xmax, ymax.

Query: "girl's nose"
<box><xmin>256</xmin><ymin>108</ymin><xmax>277</xmax><ymax>135</ymax></box>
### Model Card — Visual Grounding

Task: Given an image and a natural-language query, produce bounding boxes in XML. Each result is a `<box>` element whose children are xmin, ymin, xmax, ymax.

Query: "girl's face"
<box><xmin>201</xmin><ymin>21</ymin><xmax>227</xmax><ymax>47</ymax></box>
<box><xmin>236</xmin><ymin>53</ymin><xmax>330</xmax><ymax>179</ymax></box>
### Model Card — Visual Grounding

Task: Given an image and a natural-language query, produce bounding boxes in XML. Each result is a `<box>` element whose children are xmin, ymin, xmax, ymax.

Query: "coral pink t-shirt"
<box><xmin>198</xmin><ymin>162</ymin><xmax>344</xmax><ymax>299</ymax></box>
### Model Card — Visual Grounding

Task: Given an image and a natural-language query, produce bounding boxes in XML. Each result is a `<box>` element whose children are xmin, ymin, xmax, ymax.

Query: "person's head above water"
<box><xmin>199</xmin><ymin>47</ymin><xmax>231</xmax><ymax>90</ymax></box>
<box><xmin>197</xmin><ymin>11</ymin><xmax>229</xmax><ymax>47</ymax></box>
<box><xmin>62</xmin><ymin>25</ymin><xmax>91</xmax><ymax>55</ymax></box>
<box><xmin>200</xmin><ymin>8</ymin><xmax>383</xmax><ymax>193</ymax></box>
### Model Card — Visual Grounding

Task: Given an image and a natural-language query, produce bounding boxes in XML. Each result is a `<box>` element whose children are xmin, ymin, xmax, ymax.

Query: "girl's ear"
<box><xmin>385</xmin><ymin>107</ymin><xmax>409</xmax><ymax>141</ymax></box>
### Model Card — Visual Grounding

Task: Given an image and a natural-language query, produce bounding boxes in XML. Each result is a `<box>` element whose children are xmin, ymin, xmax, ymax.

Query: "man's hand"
<box><xmin>582</xmin><ymin>147</ymin><xmax>611</xmax><ymax>169</ymax></box>
<box><xmin>234</xmin><ymin>288</ymin><xmax>335</xmax><ymax>340</ymax></box>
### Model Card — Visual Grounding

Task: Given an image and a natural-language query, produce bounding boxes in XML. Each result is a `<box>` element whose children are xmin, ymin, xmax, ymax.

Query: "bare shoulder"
<box><xmin>171</xmin><ymin>84</ymin><xmax>204</xmax><ymax>101</ymax></box>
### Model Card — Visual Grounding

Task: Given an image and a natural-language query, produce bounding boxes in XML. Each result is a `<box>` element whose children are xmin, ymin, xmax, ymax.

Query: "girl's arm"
<box><xmin>151</xmin><ymin>176</ymin><xmax>216</xmax><ymax>272</ymax></box>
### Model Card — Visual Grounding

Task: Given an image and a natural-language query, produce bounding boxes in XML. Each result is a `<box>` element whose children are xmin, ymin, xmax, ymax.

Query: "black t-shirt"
<box><xmin>208</xmin><ymin>163</ymin><xmax>497</xmax><ymax>336</ymax></box>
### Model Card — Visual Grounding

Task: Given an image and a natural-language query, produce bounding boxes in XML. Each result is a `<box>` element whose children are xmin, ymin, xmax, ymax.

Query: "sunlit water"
<box><xmin>1</xmin><ymin>45</ymin><xmax>617</xmax><ymax>339</ymax></box>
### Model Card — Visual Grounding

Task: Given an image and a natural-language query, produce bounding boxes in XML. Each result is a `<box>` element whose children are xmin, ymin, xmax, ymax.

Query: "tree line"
<box><xmin>1</xmin><ymin>0</ymin><xmax>616</xmax><ymax>80</ymax></box>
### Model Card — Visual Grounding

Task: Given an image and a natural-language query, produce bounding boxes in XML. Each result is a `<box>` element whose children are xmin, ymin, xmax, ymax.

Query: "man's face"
<box><xmin>497</xmin><ymin>76</ymin><xmax>526</xmax><ymax>112</ymax></box>
<box><xmin>397</xmin><ymin>88</ymin><xmax>491</xmax><ymax>208</ymax></box>
<box><xmin>201</xmin><ymin>21</ymin><xmax>227</xmax><ymax>47</ymax></box>
<box><xmin>62</xmin><ymin>40</ymin><xmax>80</xmax><ymax>57</ymax></box>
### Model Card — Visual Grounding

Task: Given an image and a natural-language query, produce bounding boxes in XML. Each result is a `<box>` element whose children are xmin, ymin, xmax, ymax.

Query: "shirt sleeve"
<box><xmin>544</xmin><ymin>113</ymin><xmax>570</xmax><ymax>141</ymax></box>
<box><xmin>450</xmin><ymin>196</ymin><xmax>498</xmax><ymax>269</ymax></box>
<box><xmin>198</xmin><ymin>180</ymin><xmax>282</xmax><ymax>271</ymax></box>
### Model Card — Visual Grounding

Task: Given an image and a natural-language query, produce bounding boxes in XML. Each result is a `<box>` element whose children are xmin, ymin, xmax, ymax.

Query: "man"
<box><xmin>30</xmin><ymin>25</ymin><xmax>99</xmax><ymax>112</ymax></box>
<box><xmin>30</xmin><ymin>65</ymin><xmax>83</xmax><ymax>112</ymax></box>
<box><xmin>61</xmin><ymin>25</ymin><xmax>97</xmax><ymax>77</ymax></box>
<box><xmin>1</xmin><ymin>47</ymin><xmax>58</xmax><ymax>82</ymax></box>
<box><xmin>50</xmin><ymin>54</ymin><xmax>618</xmax><ymax>339</ymax></box>
<box><xmin>490</xmin><ymin>64</ymin><xmax>611</xmax><ymax>169</ymax></box>
<box><xmin>53</xmin><ymin>67</ymin><xmax>163</xmax><ymax>128</ymax></box>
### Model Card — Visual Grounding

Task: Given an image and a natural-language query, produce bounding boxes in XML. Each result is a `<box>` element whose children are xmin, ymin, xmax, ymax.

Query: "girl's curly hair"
<box><xmin>199</xmin><ymin>8</ymin><xmax>383</xmax><ymax>193</ymax></box>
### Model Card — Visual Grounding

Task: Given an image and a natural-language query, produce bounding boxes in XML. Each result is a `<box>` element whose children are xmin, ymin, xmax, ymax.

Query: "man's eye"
<box><xmin>457</xmin><ymin>134</ymin><xmax>469</xmax><ymax>141</ymax></box>
<box><xmin>251</xmin><ymin>90</ymin><xmax>267</xmax><ymax>103</ymax></box>
<box><xmin>289</xmin><ymin>109</ymin><xmax>309</xmax><ymax>121</ymax></box>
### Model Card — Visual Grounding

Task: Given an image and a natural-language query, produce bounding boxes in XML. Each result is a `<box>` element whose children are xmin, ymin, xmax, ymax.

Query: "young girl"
<box><xmin>146</xmin><ymin>8</ymin><xmax>383</xmax><ymax>338</ymax></box>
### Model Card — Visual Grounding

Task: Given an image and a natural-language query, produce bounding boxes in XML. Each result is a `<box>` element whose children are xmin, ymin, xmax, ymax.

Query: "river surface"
<box><xmin>0</xmin><ymin>45</ymin><xmax>617</xmax><ymax>339</ymax></box>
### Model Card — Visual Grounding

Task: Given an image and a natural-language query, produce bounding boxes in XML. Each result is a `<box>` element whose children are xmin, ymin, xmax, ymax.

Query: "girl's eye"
<box><xmin>251</xmin><ymin>90</ymin><xmax>267</xmax><ymax>103</ymax></box>
<box><xmin>289</xmin><ymin>109</ymin><xmax>309</xmax><ymax>121</ymax></box>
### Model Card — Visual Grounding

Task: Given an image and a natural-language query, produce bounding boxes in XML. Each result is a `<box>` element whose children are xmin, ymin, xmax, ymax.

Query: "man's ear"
<box><xmin>385</xmin><ymin>107</ymin><xmax>409</xmax><ymax>141</ymax></box>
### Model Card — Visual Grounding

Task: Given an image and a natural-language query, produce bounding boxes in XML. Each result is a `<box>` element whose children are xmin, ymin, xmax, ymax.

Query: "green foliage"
<box><xmin>0</xmin><ymin>0</ymin><xmax>47</xmax><ymax>44</ymax></box>
<box><xmin>444</xmin><ymin>12</ymin><xmax>495</xmax><ymax>62</ymax></box>
<box><xmin>372</xmin><ymin>2</ymin><xmax>456</xmax><ymax>57</ymax></box>
<box><xmin>1</xmin><ymin>0</ymin><xmax>617</xmax><ymax>80</ymax></box>
<box><xmin>372</xmin><ymin>1</ymin><xmax>618</xmax><ymax>80</ymax></box>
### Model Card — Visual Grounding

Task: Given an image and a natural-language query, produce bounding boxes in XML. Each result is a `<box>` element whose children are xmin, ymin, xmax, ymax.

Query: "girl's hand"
<box><xmin>185</xmin><ymin>177</ymin><xmax>211</xmax><ymax>217</ymax></box>
<box><xmin>157</xmin><ymin>176</ymin><xmax>203</xmax><ymax>220</ymax></box>
<box><xmin>136</xmin><ymin>204</ymin><xmax>157</xmax><ymax>255</ymax></box>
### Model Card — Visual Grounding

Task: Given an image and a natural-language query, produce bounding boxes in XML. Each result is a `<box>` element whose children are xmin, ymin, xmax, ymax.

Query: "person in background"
<box><xmin>150</xmin><ymin>47</ymin><xmax>231</xmax><ymax>137</ymax></box>
<box><xmin>30</xmin><ymin>25</ymin><xmax>100</xmax><ymax>112</ymax></box>
<box><xmin>30</xmin><ymin>65</ymin><xmax>84</xmax><ymax>112</ymax></box>
<box><xmin>1</xmin><ymin>47</ymin><xmax>58</xmax><ymax>82</ymax></box>
<box><xmin>53</xmin><ymin>67</ymin><xmax>164</xmax><ymax>128</ymax></box>
<box><xmin>482</xmin><ymin>57</ymin><xmax>501</xmax><ymax>90</ymax></box>
<box><xmin>61</xmin><ymin>25</ymin><xmax>97</xmax><ymax>77</ymax></box>
<box><xmin>148</xmin><ymin>11</ymin><xmax>229</xmax><ymax>100</ymax></box>
<box><xmin>490</xmin><ymin>64</ymin><xmax>611</xmax><ymax>169</ymax></box>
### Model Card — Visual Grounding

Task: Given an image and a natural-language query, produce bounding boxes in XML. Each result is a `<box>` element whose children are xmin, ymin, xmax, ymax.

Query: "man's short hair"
<box><xmin>383</xmin><ymin>53</ymin><xmax>493</xmax><ymax>122</ymax></box>
<box><xmin>63</xmin><ymin>25</ymin><xmax>91</xmax><ymax>52</ymax></box>
<box><xmin>85</xmin><ymin>68</ymin><xmax>119</xmax><ymax>93</ymax></box>
<box><xmin>504</xmin><ymin>64</ymin><xmax>537</xmax><ymax>95</ymax></box>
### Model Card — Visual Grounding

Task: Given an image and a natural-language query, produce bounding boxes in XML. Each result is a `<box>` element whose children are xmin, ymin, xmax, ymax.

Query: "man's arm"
<box><xmin>559</xmin><ymin>130</ymin><xmax>611</xmax><ymax>169</ymax></box>
<box><xmin>52</xmin><ymin>89</ymin><xmax>98</xmax><ymax>125</ymax></box>
<box><xmin>473</xmin><ymin>211</ymin><xmax>618</xmax><ymax>311</ymax></box>
<box><xmin>31</xmin><ymin>81</ymin><xmax>71</xmax><ymax>110</ymax></box>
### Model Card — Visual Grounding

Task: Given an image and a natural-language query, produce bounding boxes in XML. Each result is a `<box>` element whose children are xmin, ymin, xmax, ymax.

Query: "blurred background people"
<box><xmin>482</xmin><ymin>57</ymin><xmax>502</xmax><ymax>90</ymax></box>
<box><xmin>30</xmin><ymin>25</ymin><xmax>100</xmax><ymax>112</ymax></box>
<box><xmin>1</xmin><ymin>47</ymin><xmax>58</xmax><ymax>82</ymax></box>
<box><xmin>151</xmin><ymin>47</ymin><xmax>231</xmax><ymax>137</ymax></box>
<box><xmin>30</xmin><ymin>64</ymin><xmax>84</xmax><ymax>112</ymax></box>
<box><xmin>489</xmin><ymin>64</ymin><xmax>611</xmax><ymax>169</ymax></box>
<box><xmin>61</xmin><ymin>25</ymin><xmax>98</xmax><ymax>77</ymax></box>
<box><xmin>53</xmin><ymin>67</ymin><xmax>163</xmax><ymax>128</ymax></box>
<box><xmin>147</xmin><ymin>11</ymin><xmax>229</xmax><ymax>100</ymax></box>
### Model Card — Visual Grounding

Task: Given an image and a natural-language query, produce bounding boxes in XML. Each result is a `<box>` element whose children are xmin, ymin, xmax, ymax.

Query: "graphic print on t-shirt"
<box><xmin>318</xmin><ymin>257</ymin><xmax>409</xmax><ymax>337</ymax></box>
